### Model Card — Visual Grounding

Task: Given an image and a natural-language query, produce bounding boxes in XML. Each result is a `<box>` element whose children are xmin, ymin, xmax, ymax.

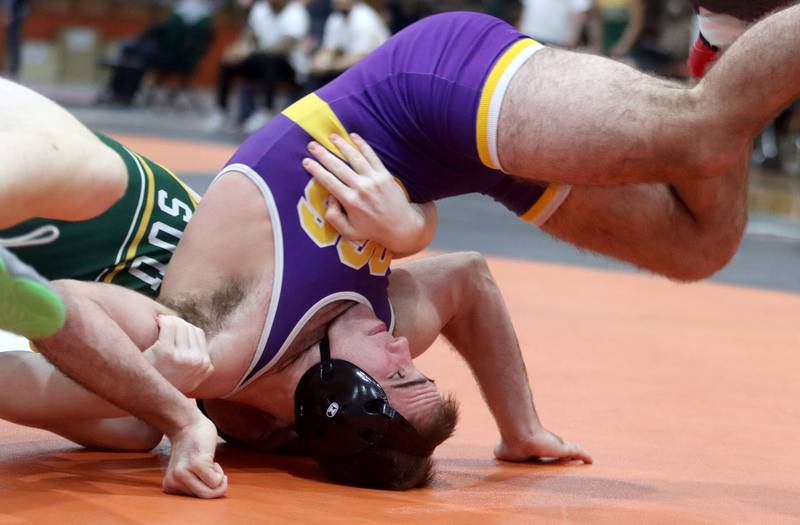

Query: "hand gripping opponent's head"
<box><xmin>294</xmin><ymin>333</ymin><xmax>458</xmax><ymax>489</ymax></box>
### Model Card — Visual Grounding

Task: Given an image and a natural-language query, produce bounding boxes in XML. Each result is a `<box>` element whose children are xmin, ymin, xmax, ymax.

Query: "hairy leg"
<box><xmin>0</xmin><ymin>351</ymin><xmax>130</xmax><ymax>427</ymax></box>
<box><xmin>0</xmin><ymin>351</ymin><xmax>161</xmax><ymax>452</ymax></box>
<box><xmin>542</xmin><ymin>151</ymin><xmax>750</xmax><ymax>280</ymax></box>
<box><xmin>498</xmin><ymin>3</ymin><xmax>800</xmax><ymax>185</ymax></box>
<box><xmin>46</xmin><ymin>417</ymin><xmax>163</xmax><ymax>452</ymax></box>
<box><xmin>0</xmin><ymin>78</ymin><xmax>127</xmax><ymax>228</ymax></box>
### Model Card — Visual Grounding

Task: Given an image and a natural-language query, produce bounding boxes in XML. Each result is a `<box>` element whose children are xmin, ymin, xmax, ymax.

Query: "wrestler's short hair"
<box><xmin>315</xmin><ymin>394</ymin><xmax>459</xmax><ymax>490</ymax></box>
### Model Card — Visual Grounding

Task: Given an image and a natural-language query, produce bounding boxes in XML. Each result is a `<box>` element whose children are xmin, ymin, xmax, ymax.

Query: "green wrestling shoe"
<box><xmin>0</xmin><ymin>225</ymin><xmax>65</xmax><ymax>339</ymax></box>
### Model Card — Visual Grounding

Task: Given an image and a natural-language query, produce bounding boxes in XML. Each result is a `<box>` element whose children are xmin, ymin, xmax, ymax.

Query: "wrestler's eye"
<box><xmin>390</xmin><ymin>369</ymin><xmax>405</xmax><ymax>380</ymax></box>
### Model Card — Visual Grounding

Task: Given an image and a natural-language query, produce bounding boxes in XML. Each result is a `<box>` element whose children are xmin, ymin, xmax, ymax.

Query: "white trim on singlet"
<box><xmin>95</xmin><ymin>145</ymin><xmax>147</xmax><ymax>282</ymax></box>
<box><xmin>216</xmin><ymin>163</ymin><xmax>285</xmax><ymax>397</ymax></box>
<box><xmin>225</xmin><ymin>291</ymin><xmax>395</xmax><ymax>396</ymax></box>
<box><xmin>219</xmin><ymin>163</ymin><xmax>396</xmax><ymax>397</ymax></box>
<box><xmin>486</xmin><ymin>42</ymin><xmax>544</xmax><ymax>172</ymax></box>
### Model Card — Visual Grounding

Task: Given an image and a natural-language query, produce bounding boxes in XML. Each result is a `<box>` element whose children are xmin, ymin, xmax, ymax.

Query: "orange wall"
<box><xmin>8</xmin><ymin>8</ymin><xmax>241</xmax><ymax>86</ymax></box>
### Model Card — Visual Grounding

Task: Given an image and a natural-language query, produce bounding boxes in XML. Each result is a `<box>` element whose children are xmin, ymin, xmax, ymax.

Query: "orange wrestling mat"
<box><xmin>1</xmin><ymin>257</ymin><xmax>798</xmax><ymax>524</ymax></box>
<box><xmin>113</xmin><ymin>134</ymin><xmax>236</xmax><ymax>174</ymax></box>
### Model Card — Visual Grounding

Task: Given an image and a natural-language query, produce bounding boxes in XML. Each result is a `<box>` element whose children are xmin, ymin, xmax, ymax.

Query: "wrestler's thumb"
<box><xmin>325</xmin><ymin>200</ymin><xmax>356</xmax><ymax>238</ymax></box>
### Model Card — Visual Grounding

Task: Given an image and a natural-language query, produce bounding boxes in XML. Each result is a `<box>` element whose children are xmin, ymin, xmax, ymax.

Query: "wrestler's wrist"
<box><xmin>500</xmin><ymin>420</ymin><xmax>545</xmax><ymax>447</ymax></box>
<box><xmin>387</xmin><ymin>204</ymin><xmax>427</xmax><ymax>254</ymax></box>
<box><xmin>162</xmin><ymin>398</ymin><xmax>208</xmax><ymax>438</ymax></box>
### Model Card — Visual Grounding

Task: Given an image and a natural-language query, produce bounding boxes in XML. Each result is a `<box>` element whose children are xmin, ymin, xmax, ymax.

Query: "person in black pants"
<box><xmin>3</xmin><ymin>0</ymin><xmax>29</xmax><ymax>78</ymax></box>
<box><xmin>207</xmin><ymin>0</ymin><xmax>309</xmax><ymax>131</ymax></box>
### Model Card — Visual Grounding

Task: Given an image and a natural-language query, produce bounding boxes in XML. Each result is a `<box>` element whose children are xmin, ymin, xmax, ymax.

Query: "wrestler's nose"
<box><xmin>386</xmin><ymin>336</ymin><xmax>411</xmax><ymax>360</ymax></box>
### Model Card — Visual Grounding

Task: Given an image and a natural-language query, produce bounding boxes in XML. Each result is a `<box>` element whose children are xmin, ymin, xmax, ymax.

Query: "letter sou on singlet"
<box><xmin>0</xmin><ymin>133</ymin><xmax>198</xmax><ymax>297</ymax></box>
<box><xmin>224</xmin><ymin>12</ymin><xmax>571</xmax><ymax>394</ymax></box>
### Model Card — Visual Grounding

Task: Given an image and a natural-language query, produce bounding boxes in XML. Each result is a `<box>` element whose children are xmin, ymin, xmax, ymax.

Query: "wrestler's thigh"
<box><xmin>0</xmin><ymin>79</ymin><xmax>126</xmax><ymax>223</ymax></box>
<box><xmin>496</xmin><ymin>48</ymin><xmax>698</xmax><ymax>184</ymax></box>
<box><xmin>47</xmin><ymin>417</ymin><xmax>163</xmax><ymax>452</ymax></box>
<box><xmin>0</xmin><ymin>351</ymin><xmax>128</xmax><ymax>427</ymax></box>
<box><xmin>0</xmin><ymin>77</ymin><xmax>122</xmax><ymax>191</ymax></box>
<box><xmin>0</xmin><ymin>77</ymin><xmax>97</xmax><ymax>142</ymax></box>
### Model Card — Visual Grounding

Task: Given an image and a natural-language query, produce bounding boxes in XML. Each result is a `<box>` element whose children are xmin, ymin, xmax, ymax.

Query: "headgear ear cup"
<box><xmin>294</xmin><ymin>336</ymin><xmax>433</xmax><ymax>458</ymax></box>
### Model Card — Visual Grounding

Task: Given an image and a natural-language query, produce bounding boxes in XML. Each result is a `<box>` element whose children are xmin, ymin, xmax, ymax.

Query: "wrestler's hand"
<box><xmin>162</xmin><ymin>413</ymin><xmax>228</xmax><ymax>498</ymax></box>
<box><xmin>494</xmin><ymin>428</ymin><xmax>593</xmax><ymax>464</ymax></box>
<box><xmin>144</xmin><ymin>315</ymin><xmax>214</xmax><ymax>394</ymax></box>
<box><xmin>302</xmin><ymin>133</ymin><xmax>437</xmax><ymax>256</ymax></box>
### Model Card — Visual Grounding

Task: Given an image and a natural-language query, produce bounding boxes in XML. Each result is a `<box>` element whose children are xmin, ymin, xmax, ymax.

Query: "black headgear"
<box><xmin>294</xmin><ymin>335</ymin><xmax>433</xmax><ymax>458</ymax></box>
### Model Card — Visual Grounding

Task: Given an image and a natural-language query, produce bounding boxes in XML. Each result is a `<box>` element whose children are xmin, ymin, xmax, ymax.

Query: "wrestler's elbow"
<box><xmin>34</xmin><ymin>281</ymin><xmax>96</xmax><ymax>351</ymax></box>
<box><xmin>451</xmin><ymin>251</ymin><xmax>497</xmax><ymax>298</ymax></box>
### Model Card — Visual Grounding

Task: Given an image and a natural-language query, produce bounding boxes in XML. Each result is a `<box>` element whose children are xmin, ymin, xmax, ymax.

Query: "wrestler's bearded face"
<box><xmin>327</xmin><ymin>303</ymin><xmax>443</xmax><ymax>428</ymax></box>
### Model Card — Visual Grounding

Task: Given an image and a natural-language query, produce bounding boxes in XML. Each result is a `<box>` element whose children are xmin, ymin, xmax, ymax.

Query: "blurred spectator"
<box><xmin>3</xmin><ymin>0</ymin><xmax>29</xmax><ymax>78</ymax></box>
<box><xmin>207</xmin><ymin>0</ymin><xmax>310</xmax><ymax>131</ymax></box>
<box><xmin>590</xmin><ymin>0</ymin><xmax>644</xmax><ymax>57</ymax></box>
<box><xmin>386</xmin><ymin>0</ymin><xmax>433</xmax><ymax>34</ymax></box>
<box><xmin>306</xmin><ymin>0</ymin><xmax>389</xmax><ymax>91</ymax></box>
<box><xmin>483</xmin><ymin>0</ymin><xmax>522</xmax><ymax>26</ymax></box>
<box><xmin>518</xmin><ymin>0</ymin><xmax>593</xmax><ymax>48</ymax></box>
<box><xmin>306</xmin><ymin>0</ymin><xmax>333</xmax><ymax>43</ymax></box>
<box><xmin>99</xmin><ymin>0</ymin><xmax>215</xmax><ymax>106</ymax></box>
<box><xmin>629</xmin><ymin>0</ymin><xmax>693</xmax><ymax>78</ymax></box>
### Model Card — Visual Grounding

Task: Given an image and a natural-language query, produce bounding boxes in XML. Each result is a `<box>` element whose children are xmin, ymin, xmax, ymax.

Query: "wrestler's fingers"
<box><xmin>302</xmin><ymin>158</ymin><xmax>354</xmax><ymax>203</ymax></box>
<box><xmin>193</xmin><ymin>461</ymin><xmax>226</xmax><ymax>490</ymax></box>
<box><xmin>307</xmin><ymin>141</ymin><xmax>359</xmax><ymax>186</ymax></box>
<box><xmin>324</xmin><ymin>198</ymin><xmax>359</xmax><ymax>239</ymax></box>
<box><xmin>195</xmin><ymin>325</ymin><xmax>208</xmax><ymax>355</ymax></box>
<box><xmin>158</xmin><ymin>315</ymin><xmax>176</xmax><ymax>345</ymax></box>
<box><xmin>174</xmin><ymin>317</ymin><xmax>189</xmax><ymax>351</ymax></box>
<box><xmin>330</xmin><ymin>134</ymin><xmax>372</xmax><ymax>175</ymax></box>
<box><xmin>164</xmin><ymin>469</ymin><xmax>227</xmax><ymax>499</ymax></box>
<box><xmin>349</xmin><ymin>133</ymin><xmax>385</xmax><ymax>171</ymax></box>
<box><xmin>563</xmin><ymin>442</ymin><xmax>593</xmax><ymax>464</ymax></box>
<box><xmin>187</xmin><ymin>325</ymin><xmax>207</xmax><ymax>367</ymax></box>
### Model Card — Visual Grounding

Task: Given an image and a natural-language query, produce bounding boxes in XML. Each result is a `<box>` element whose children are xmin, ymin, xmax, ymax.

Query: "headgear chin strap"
<box><xmin>294</xmin><ymin>335</ymin><xmax>432</xmax><ymax>458</ymax></box>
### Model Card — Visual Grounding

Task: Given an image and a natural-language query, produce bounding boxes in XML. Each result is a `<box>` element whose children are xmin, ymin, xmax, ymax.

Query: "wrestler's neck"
<box><xmin>224</xmin><ymin>345</ymin><xmax>320</xmax><ymax>422</ymax></box>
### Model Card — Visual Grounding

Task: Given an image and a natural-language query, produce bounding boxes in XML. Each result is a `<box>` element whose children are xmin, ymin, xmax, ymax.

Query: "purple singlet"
<box><xmin>224</xmin><ymin>13</ymin><xmax>566</xmax><ymax>394</ymax></box>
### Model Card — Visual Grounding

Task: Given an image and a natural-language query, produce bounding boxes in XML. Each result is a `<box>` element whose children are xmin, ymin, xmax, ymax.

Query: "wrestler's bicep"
<box><xmin>388</xmin><ymin>253</ymin><xmax>479</xmax><ymax>357</ymax></box>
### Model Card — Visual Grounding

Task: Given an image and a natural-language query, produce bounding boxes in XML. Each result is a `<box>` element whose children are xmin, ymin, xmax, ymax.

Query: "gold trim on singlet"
<box><xmin>282</xmin><ymin>93</ymin><xmax>410</xmax><ymax>200</ymax></box>
<box><xmin>102</xmin><ymin>151</ymin><xmax>157</xmax><ymax>283</ymax></box>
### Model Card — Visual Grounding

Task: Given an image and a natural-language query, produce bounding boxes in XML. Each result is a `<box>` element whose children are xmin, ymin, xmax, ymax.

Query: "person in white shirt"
<box><xmin>307</xmin><ymin>0</ymin><xmax>389</xmax><ymax>89</ymax></box>
<box><xmin>207</xmin><ymin>0</ymin><xmax>309</xmax><ymax>130</ymax></box>
<box><xmin>518</xmin><ymin>0</ymin><xmax>593</xmax><ymax>47</ymax></box>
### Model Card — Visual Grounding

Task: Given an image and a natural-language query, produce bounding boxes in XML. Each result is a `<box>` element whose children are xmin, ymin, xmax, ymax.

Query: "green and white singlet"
<box><xmin>0</xmin><ymin>133</ymin><xmax>198</xmax><ymax>297</ymax></box>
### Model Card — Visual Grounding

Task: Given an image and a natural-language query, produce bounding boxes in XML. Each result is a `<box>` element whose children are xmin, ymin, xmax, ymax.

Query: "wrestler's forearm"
<box><xmin>442</xmin><ymin>264</ymin><xmax>544</xmax><ymax>444</ymax></box>
<box><xmin>34</xmin><ymin>291</ymin><xmax>203</xmax><ymax>438</ymax></box>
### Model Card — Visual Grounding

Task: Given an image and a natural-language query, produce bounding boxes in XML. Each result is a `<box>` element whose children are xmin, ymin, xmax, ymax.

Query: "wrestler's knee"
<box><xmin>82</xmin><ymin>140</ymin><xmax>128</xmax><ymax>217</ymax></box>
<box><xmin>667</xmin><ymin>220</ymin><xmax>745</xmax><ymax>282</ymax></box>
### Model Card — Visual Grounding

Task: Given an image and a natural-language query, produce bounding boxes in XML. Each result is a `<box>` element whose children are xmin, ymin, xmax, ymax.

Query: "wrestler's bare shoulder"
<box><xmin>162</xmin><ymin>171</ymin><xmax>275</xmax><ymax>299</ymax></box>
